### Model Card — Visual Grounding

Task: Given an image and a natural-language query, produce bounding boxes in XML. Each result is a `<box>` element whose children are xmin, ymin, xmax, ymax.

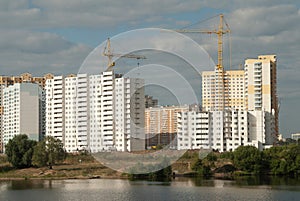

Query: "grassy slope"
<box><xmin>0</xmin><ymin>150</ymin><xmax>231</xmax><ymax>180</ymax></box>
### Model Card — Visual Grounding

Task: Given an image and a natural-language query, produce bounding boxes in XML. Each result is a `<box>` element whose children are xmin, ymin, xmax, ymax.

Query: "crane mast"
<box><xmin>176</xmin><ymin>14</ymin><xmax>230</xmax><ymax>70</ymax></box>
<box><xmin>176</xmin><ymin>14</ymin><xmax>231</xmax><ymax>111</ymax></box>
<box><xmin>103</xmin><ymin>38</ymin><xmax>146</xmax><ymax>69</ymax></box>
<box><xmin>102</xmin><ymin>38</ymin><xmax>146</xmax><ymax>150</ymax></box>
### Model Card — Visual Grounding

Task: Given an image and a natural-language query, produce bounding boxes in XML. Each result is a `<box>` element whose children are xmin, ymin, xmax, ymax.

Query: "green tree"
<box><xmin>220</xmin><ymin>151</ymin><xmax>234</xmax><ymax>160</ymax></box>
<box><xmin>284</xmin><ymin>144</ymin><xmax>300</xmax><ymax>174</ymax></box>
<box><xmin>263</xmin><ymin>146</ymin><xmax>285</xmax><ymax>174</ymax></box>
<box><xmin>206</xmin><ymin>152</ymin><xmax>217</xmax><ymax>162</ymax></box>
<box><xmin>233</xmin><ymin>146</ymin><xmax>262</xmax><ymax>173</ymax></box>
<box><xmin>32</xmin><ymin>136</ymin><xmax>66</xmax><ymax>169</ymax></box>
<box><xmin>5</xmin><ymin>134</ymin><xmax>37</xmax><ymax>168</ymax></box>
<box><xmin>191</xmin><ymin>158</ymin><xmax>212</xmax><ymax>177</ymax></box>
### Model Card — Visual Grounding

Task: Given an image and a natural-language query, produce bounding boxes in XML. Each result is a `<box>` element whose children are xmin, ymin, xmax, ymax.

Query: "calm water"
<box><xmin>0</xmin><ymin>177</ymin><xmax>300</xmax><ymax>201</ymax></box>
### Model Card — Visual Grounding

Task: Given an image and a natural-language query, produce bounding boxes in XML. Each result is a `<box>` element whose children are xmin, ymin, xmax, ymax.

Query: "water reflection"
<box><xmin>8</xmin><ymin>180</ymin><xmax>54</xmax><ymax>190</ymax></box>
<box><xmin>233</xmin><ymin>175</ymin><xmax>300</xmax><ymax>187</ymax></box>
<box><xmin>0</xmin><ymin>177</ymin><xmax>299</xmax><ymax>201</ymax></box>
<box><xmin>1</xmin><ymin>176</ymin><xmax>300</xmax><ymax>190</ymax></box>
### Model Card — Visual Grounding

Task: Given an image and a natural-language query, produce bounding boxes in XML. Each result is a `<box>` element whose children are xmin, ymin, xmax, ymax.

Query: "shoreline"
<box><xmin>0</xmin><ymin>175</ymin><xmax>130</xmax><ymax>181</ymax></box>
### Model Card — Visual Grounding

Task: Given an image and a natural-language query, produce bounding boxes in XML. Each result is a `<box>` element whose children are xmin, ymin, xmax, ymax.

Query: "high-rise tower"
<box><xmin>245</xmin><ymin>55</ymin><xmax>278</xmax><ymax>138</ymax></box>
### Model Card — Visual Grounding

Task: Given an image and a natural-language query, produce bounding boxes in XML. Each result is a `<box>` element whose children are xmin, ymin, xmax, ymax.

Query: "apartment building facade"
<box><xmin>177</xmin><ymin>109</ymin><xmax>274</xmax><ymax>152</ymax></box>
<box><xmin>177</xmin><ymin>110</ymin><xmax>210</xmax><ymax>150</ymax></box>
<box><xmin>0</xmin><ymin>85</ymin><xmax>5</xmax><ymax>152</ymax></box>
<box><xmin>145</xmin><ymin>105</ymin><xmax>190</xmax><ymax>148</ymax></box>
<box><xmin>202</xmin><ymin>70</ymin><xmax>246</xmax><ymax>111</ymax></box>
<box><xmin>0</xmin><ymin>73</ymin><xmax>53</xmax><ymax>152</ymax></box>
<box><xmin>114</xmin><ymin>76</ymin><xmax>145</xmax><ymax>152</ymax></box>
<box><xmin>2</xmin><ymin>83</ymin><xmax>44</xmax><ymax>151</ymax></box>
<box><xmin>200</xmin><ymin>55</ymin><xmax>278</xmax><ymax>150</ymax></box>
<box><xmin>45</xmin><ymin>71</ymin><xmax>145</xmax><ymax>153</ymax></box>
<box><xmin>245</xmin><ymin>55</ymin><xmax>278</xmax><ymax>138</ymax></box>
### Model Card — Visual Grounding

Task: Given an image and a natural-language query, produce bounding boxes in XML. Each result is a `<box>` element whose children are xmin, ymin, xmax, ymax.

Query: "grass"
<box><xmin>0</xmin><ymin>151</ymin><xmax>213</xmax><ymax>180</ymax></box>
<box><xmin>0</xmin><ymin>153</ymin><xmax>122</xmax><ymax>180</ymax></box>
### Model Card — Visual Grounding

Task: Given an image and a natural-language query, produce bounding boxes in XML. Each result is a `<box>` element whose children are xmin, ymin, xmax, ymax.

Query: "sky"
<box><xmin>0</xmin><ymin>0</ymin><xmax>299</xmax><ymax>137</ymax></box>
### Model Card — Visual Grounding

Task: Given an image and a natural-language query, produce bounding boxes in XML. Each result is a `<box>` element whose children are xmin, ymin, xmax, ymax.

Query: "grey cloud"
<box><xmin>0</xmin><ymin>31</ymin><xmax>92</xmax><ymax>75</ymax></box>
<box><xmin>0</xmin><ymin>30</ymin><xmax>74</xmax><ymax>54</ymax></box>
<box><xmin>0</xmin><ymin>0</ymin><xmax>299</xmax><ymax>136</ymax></box>
<box><xmin>0</xmin><ymin>0</ymin><xmax>203</xmax><ymax>28</ymax></box>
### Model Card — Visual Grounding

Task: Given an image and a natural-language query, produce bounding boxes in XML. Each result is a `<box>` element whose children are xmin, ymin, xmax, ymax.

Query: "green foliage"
<box><xmin>191</xmin><ymin>158</ymin><xmax>203</xmax><ymax>172</ymax></box>
<box><xmin>263</xmin><ymin>144</ymin><xmax>300</xmax><ymax>175</ymax></box>
<box><xmin>180</xmin><ymin>151</ymin><xmax>199</xmax><ymax>160</ymax></box>
<box><xmin>206</xmin><ymin>152</ymin><xmax>218</xmax><ymax>162</ymax></box>
<box><xmin>233</xmin><ymin>146</ymin><xmax>262</xmax><ymax>173</ymax></box>
<box><xmin>191</xmin><ymin>158</ymin><xmax>212</xmax><ymax>177</ymax></box>
<box><xmin>32</xmin><ymin>136</ymin><xmax>66</xmax><ymax>168</ymax></box>
<box><xmin>65</xmin><ymin>152</ymin><xmax>95</xmax><ymax>164</ymax></box>
<box><xmin>5</xmin><ymin>134</ymin><xmax>37</xmax><ymax>168</ymax></box>
<box><xmin>0</xmin><ymin>155</ymin><xmax>8</xmax><ymax>164</ymax></box>
<box><xmin>220</xmin><ymin>151</ymin><xmax>234</xmax><ymax>160</ymax></box>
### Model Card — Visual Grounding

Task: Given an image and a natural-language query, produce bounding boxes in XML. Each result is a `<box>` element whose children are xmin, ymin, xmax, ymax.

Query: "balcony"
<box><xmin>254</xmin><ymin>82</ymin><xmax>262</xmax><ymax>86</ymax></box>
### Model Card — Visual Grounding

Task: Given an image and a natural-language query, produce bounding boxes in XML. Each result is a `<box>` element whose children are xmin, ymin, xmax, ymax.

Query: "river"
<box><xmin>0</xmin><ymin>177</ymin><xmax>300</xmax><ymax>201</ymax></box>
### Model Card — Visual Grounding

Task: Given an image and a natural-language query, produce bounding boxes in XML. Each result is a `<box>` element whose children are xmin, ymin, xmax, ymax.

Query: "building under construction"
<box><xmin>179</xmin><ymin>14</ymin><xmax>279</xmax><ymax>150</ymax></box>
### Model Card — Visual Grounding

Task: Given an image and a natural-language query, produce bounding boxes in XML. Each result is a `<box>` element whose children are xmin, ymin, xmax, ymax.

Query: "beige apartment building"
<box><xmin>145</xmin><ymin>105</ymin><xmax>190</xmax><ymax>135</ymax></box>
<box><xmin>202</xmin><ymin>70</ymin><xmax>246</xmax><ymax>111</ymax></box>
<box><xmin>202</xmin><ymin>55</ymin><xmax>278</xmax><ymax>137</ymax></box>
<box><xmin>244</xmin><ymin>55</ymin><xmax>278</xmax><ymax>135</ymax></box>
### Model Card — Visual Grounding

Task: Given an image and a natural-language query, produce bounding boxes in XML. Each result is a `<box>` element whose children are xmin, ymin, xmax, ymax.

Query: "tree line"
<box><xmin>192</xmin><ymin>143</ymin><xmax>300</xmax><ymax>176</ymax></box>
<box><xmin>5</xmin><ymin>134</ymin><xmax>66</xmax><ymax>169</ymax></box>
<box><xmin>4</xmin><ymin>134</ymin><xmax>300</xmax><ymax>177</ymax></box>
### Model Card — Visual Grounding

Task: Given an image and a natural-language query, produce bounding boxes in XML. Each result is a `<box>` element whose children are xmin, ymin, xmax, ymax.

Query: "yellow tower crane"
<box><xmin>176</xmin><ymin>14</ymin><xmax>231</xmax><ymax>111</ymax></box>
<box><xmin>102</xmin><ymin>38</ymin><xmax>146</xmax><ymax>69</ymax></box>
<box><xmin>102</xmin><ymin>38</ymin><xmax>146</xmax><ymax>150</ymax></box>
<box><xmin>175</xmin><ymin>14</ymin><xmax>230</xmax><ymax>70</ymax></box>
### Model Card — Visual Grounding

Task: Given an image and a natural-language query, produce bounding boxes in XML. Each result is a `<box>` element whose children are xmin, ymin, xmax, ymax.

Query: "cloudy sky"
<box><xmin>0</xmin><ymin>0</ymin><xmax>299</xmax><ymax>137</ymax></box>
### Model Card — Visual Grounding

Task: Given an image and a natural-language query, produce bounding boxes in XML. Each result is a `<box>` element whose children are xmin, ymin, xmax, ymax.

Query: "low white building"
<box><xmin>177</xmin><ymin>109</ymin><xmax>275</xmax><ymax>152</ymax></box>
<box><xmin>177</xmin><ymin>111</ymin><xmax>210</xmax><ymax>150</ymax></box>
<box><xmin>3</xmin><ymin>83</ymin><xmax>44</xmax><ymax>149</ymax></box>
<box><xmin>291</xmin><ymin>133</ymin><xmax>300</xmax><ymax>141</ymax></box>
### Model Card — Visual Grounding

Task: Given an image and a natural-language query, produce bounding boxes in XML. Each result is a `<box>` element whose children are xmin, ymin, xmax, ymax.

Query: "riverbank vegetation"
<box><xmin>5</xmin><ymin>135</ymin><xmax>66</xmax><ymax>169</ymax></box>
<box><xmin>189</xmin><ymin>143</ymin><xmax>300</xmax><ymax>177</ymax></box>
<box><xmin>1</xmin><ymin>135</ymin><xmax>300</xmax><ymax>180</ymax></box>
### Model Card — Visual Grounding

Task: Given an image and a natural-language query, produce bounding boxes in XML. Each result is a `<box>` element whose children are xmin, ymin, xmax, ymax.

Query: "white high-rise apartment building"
<box><xmin>0</xmin><ymin>73</ymin><xmax>53</xmax><ymax>153</ymax></box>
<box><xmin>46</xmin><ymin>74</ymin><xmax>90</xmax><ymax>152</ymax></box>
<box><xmin>245</xmin><ymin>55</ymin><xmax>278</xmax><ymax>139</ymax></box>
<box><xmin>64</xmin><ymin>74</ymin><xmax>90</xmax><ymax>152</ymax></box>
<box><xmin>45</xmin><ymin>71</ymin><xmax>145</xmax><ymax>153</ymax></box>
<box><xmin>45</xmin><ymin>76</ymin><xmax>64</xmax><ymax>142</ymax></box>
<box><xmin>75</xmin><ymin>74</ymin><xmax>89</xmax><ymax>151</ymax></box>
<box><xmin>0</xmin><ymin>85</ymin><xmax>4</xmax><ymax>152</ymax></box>
<box><xmin>99</xmin><ymin>71</ymin><xmax>114</xmax><ymax>151</ymax></box>
<box><xmin>2</xmin><ymin>83</ymin><xmax>44</xmax><ymax>149</ymax></box>
<box><xmin>114</xmin><ymin>77</ymin><xmax>145</xmax><ymax>152</ymax></box>
<box><xmin>64</xmin><ymin>75</ymin><xmax>77</xmax><ymax>152</ymax></box>
<box><xmin>88</xmin><ymin>74</ymin><xmax>102</xmax><ymax>152</ymax></box>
